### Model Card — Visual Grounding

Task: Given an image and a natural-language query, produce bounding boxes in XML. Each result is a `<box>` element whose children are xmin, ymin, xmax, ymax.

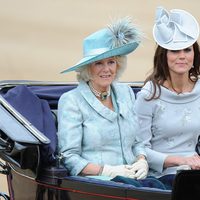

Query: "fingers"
<box><xmin>183</xmin><ymin>155</ymin><xmax>200</xmax><ymax>170</ymax></box>
<box><xmin>134</xmin><ymin>169</ymin><xmax>147</xmax><ymax>180</ymax></box>
<box><xmin>125</xmin><ymin>169</ymin><xmax>147</xmax><ymax>179</ymax></box>
<box><xmin>101</xmin><ymin>164</ymin><xmax>146</xmax><ymax>179</ymax></box>
<box><xmin>193</xmin><ymin>155</ymin><xmax>200</xmax><ymax>169</ymax></box>
<box><xmin>124</xmin><ymin>165</ymin><xmax>135</xmax><ymax>170</ymax></box>
<box><xmin>127</xmin><ymin>174</ymin><xmax>136</xmax><ymax>179</ymax></box>
<box><xmin>123</xmin><ymin>167</ymin><xmax>136</xmax><ymax>178</ymax></box>
<box><xmin>130</xmin><ymin>160</ymin><xmax>148</xmax><ymax>173</ymax></box>
<box><xmin>130</xmin><ymin>163</ymin><xmax>140</xmax><ymax>172</ymax></box>
<box><xmin>127</xmin><ymin>160</ymin><xmax>148</xmax><ymax>180</ymax></box>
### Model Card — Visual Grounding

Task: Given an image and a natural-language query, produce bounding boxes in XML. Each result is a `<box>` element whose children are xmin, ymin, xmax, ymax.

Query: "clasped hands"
<box><xmin>101</xmin><ymin>159</ymin><xmax>149</xmax><ymax>180</ymax></box>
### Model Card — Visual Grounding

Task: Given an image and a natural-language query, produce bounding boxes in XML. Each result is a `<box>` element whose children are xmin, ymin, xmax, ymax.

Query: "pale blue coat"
<box><xmin>57</xmin><ymin>81</ymin><xmax>146</xmax><ymax>176</ymax></box>
<box><xmin>134</xmin><ymin>80</ymin><xmax>200</xmax><ymax>177</ymax></box>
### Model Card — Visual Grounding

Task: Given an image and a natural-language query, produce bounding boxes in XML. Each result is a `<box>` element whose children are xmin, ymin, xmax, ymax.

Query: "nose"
<box><xmin>102</xmin><ymin>63</ymin><xmax>110</xmax><ymax>71</ymax></box>
<box><xmin>178</xmin><ymin>50</ymin><xmax>186</xmax><ymax>58</ymax></box>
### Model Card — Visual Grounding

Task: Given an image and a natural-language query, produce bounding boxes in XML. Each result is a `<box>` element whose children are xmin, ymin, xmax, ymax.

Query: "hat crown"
<box><xmin>83</xmin><ymin>29</ymin><xmax>113</xmax><ymax>57</ymax></box>
<box><xmin>153</xmin><ymin>7</ymin><xmax>199</xmax><ymax>50</ymax></box>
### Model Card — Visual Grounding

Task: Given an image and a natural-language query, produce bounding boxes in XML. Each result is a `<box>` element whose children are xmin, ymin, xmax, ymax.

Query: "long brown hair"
<box><xmin>144</xmin><ymin>42</ymin><xmax>200</xmax><ymax>100</ymax></box>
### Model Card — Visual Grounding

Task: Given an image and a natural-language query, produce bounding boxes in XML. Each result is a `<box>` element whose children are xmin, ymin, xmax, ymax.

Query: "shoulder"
<box><xmin>58</xmin><ymin>87</ymin><xmax>82</xmax><ymax>111</ymax></box>
<box><xmin>112</xmin><ymin>82</ymin><xmax>133</xmax><ymax>93</ymax></box>
<box><xmin>111</xmin><ymin>83</ymin><xmax>136</xmax><ymax>106</ymax></box>
<box><xmin>59</xmin><ymin>82</ymin><xmax>88</xmax><ymax>103</ymax></box>
<box><xmin>59</xmin><ymin>88</ymin><xmax>78</xmax><ymax>102</ymax></box>
<box><xmin>112</xmin><ymin>82</ymin><xmax>135</xmax><ymax>98</ymax></box>
<box><xmin>136</xmin><ymin>81</ymin><xmax>155</xmax><ymax>99</ymax></box>
<box><xmin>142</xmin><ymin>81</ymin><xmax>155</xmax><ymax>93</ymax></box>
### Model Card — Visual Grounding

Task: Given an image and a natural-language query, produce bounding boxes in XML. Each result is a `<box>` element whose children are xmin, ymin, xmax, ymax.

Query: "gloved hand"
<box><xmin>101</xmin><ymin>164</ymin><xmax>136</xmax><ymax>178</ymax></box>
<box><xmin>130</xmin><ymin>159</ymin><xmax>149</xmax><ymax>180</ymax></box>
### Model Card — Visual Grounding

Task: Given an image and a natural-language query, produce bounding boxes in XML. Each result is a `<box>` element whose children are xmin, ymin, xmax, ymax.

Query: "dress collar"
<box><xmin>143</xmin><ymin>80</ymin><xmax>200</xmax><ymax>103</ymax></box>
<box><xmin>77</xmin><ymin>81</ymin><xmax>129</xmax><ymax>120</ymax></box>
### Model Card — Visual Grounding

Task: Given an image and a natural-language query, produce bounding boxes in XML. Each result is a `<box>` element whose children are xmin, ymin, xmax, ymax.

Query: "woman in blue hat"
<box><xmin>134</xmin><ymin>7</ymin><xmax>200</xmax><ymax>189</ymax></box>
<box><xmin>57</xmin><ymin>17</ymin><xmax>149</xmax><ymax>180</ymax></box>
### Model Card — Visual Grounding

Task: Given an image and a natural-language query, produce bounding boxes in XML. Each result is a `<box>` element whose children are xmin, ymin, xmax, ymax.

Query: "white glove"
<box><xmin>101</xmin><ymin>164</ymin><xmax>136</xmax><ymax>178</ymax></box>
<box><xmin>130</xmin><ymin>159</ymin><xmax>149</xmax><ymax>180</ymax></box>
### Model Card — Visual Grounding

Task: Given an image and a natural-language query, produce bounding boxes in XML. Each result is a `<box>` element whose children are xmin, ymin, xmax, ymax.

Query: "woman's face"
<box><xmin>89</xmin><ymin>57</ymin><xmax>117</xmax><ymax>91</ymax></box>
<box><xmin>167</xmin><ymin>46</ymin><xmax>194</xmax><ymax>77</ymax></box>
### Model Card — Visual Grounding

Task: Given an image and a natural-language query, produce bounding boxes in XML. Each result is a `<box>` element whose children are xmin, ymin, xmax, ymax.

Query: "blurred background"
<box><xmin>1</xmin><ymin>0</ymin><xmax>200</xmax><ymax>83</ymax></box>
<box><xmin>1</xmin><ymin>0</ymin><xmax>200</xmax><ymax>195</ymax></box>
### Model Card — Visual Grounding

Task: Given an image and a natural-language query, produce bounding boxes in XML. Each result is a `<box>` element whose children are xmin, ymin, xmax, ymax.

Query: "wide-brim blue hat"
<box><xmin>61</xmin><ymin>17</ymin><xmax>142</xmax><ymax>73</ymax></box>
<box><xmin>153</xmin><ymin>7</ymin><xmax>199</xmax><ymax>50</ymax></box>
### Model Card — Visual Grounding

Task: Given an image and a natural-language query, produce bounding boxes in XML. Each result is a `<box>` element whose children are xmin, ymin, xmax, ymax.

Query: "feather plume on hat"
<box><xmin>108</xmin><ymin>17</ymin><xmax>142</xmax><ymax>48</ymax></box>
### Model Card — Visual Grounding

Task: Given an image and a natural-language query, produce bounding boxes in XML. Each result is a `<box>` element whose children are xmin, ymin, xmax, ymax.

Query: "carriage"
<box><xmin>0</xmin><ymin>80</ymin><xmax>199</xmax><ymax>200</ymax></box>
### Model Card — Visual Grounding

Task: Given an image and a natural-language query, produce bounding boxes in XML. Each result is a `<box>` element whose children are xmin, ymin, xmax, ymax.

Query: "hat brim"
<box><xmin>153</xmin><ymin>9</ymin><xmax>199</xmax><ymax>50</ymax></box>
<box><xmin>61</xmin><ymin>41</ymin><xmax>139</xmax><ymax>73</ymax></box>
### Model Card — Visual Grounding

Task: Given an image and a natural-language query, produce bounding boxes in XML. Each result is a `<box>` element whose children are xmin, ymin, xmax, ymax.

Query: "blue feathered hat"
<box><xmin>61</xmin><ymin>17</ymin><xmax>142</xmax><ymax>73</ymax></box>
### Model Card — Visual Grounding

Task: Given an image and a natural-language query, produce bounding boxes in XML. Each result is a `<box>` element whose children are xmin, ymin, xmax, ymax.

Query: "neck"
<box><xmin>165</xmin><ymin>77</ymin><xmax>194</xmax><ymax>94</ymax></box>
<box><xmin>88</xmin><ymin>82</ymin><xmax>111</xmax><ymax>101</ymax></box>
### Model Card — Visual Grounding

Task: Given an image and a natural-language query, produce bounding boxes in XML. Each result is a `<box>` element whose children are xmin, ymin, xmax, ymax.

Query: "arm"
<box><xmin>134</xmin><ymin>88</ymin><xmax>168</xmax><ymax>173</ymax></box>
<box><xmin>128</xmin><ymin>86</ymin><xmax>147</xmax><ymax>158</ymax></box>
<box><xmin>81</xmin><ymin>163</ymin><xmax>103</xmax><ymax>176</ymax></box>
<box><xmin>164</xmin><ymin>155</ymin><xmax>200</xmax><ymax>170</ymax></box>
<box><xmin>57</xmin><ymin>92</ymin><xmax>89</xmax><ymax>175</ymax></box>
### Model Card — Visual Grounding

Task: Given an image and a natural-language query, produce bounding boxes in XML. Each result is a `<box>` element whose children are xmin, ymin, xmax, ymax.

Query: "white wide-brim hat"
<box><xmin>153</xmin><ymin>7</ymin><xmax>199</xmax><ymax>50</ymax></box>
<box><xmin>61</xmin><ymin>17</ymin><xmax>142</xmax><ymax>73</ymax></box>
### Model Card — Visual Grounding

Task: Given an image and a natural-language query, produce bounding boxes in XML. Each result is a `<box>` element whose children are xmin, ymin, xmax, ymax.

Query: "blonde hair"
<box><xmin>76</xmin><ymin>56</ymin><xmax>127</xmax><ymax>82</ymax></box>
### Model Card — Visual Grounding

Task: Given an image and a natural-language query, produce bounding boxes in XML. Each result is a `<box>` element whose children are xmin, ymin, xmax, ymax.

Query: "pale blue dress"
<box><xmin>57</xmin><ymin>81</ymin><xmax>146</xmax><ymax>176</ymax></box>
<box><xmin>134</xmin><ymin>80</ymin><xmax>200</xmax><ymax>177</ymax></box>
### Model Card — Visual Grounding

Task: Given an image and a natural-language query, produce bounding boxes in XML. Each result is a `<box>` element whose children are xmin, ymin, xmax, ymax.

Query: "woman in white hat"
<box><xmin>134</xmin><ymin>7</ymin><xmax>200</xmax><ymax>189</ymax></box>
<box><xmin>57</xmin><ymin>17</ymin><xmax>149</xmax><ymax>180</ymax></box>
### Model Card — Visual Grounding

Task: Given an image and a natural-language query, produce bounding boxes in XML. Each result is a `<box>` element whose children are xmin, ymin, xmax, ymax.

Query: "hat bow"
<box><xmin>155</xmin><ymin>7</ymin><xmax>196</xmax><ymax>45</ymax></box>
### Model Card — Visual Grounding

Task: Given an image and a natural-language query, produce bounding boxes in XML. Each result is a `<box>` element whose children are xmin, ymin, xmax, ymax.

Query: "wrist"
<box><xmin>164</xmin><ymin>156</ymin><xmax>185</xmax><ymax>168</ymax></box>
<box><xmin>137</xmin><ymin>155</ymin><xmax>146</xmax><ymax>161</ymax></box>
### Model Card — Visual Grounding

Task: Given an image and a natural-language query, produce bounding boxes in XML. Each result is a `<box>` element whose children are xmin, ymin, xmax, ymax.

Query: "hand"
<box><xmin>101</xmin><ymin>164</ymin><xmax>136</xmax><ymax>178</ymax></box>
<box><xmin>130</xmin><ymin>159</ymin><xmax>149</xmax><ymax>180</ymax></box>
<box><xmin>182</xmin><ymin>154</ymin><xmax>200</xmax><ymax>170</ymax></box>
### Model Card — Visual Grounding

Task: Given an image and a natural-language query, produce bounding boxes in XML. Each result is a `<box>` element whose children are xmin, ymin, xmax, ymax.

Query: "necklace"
<box><xmin>170</xmin><ymin>86</ymin><xmax>183</xmax><ymax>95</ymax></box>
<box><xmin>89</xmin><ymin>82</ymin><xmax>111</xmax><ymax>101</ymax></box>
<box><xmin>166</xmin><ymin>79</ymin><xmax>195</xmax><ymax>95</ymax></box>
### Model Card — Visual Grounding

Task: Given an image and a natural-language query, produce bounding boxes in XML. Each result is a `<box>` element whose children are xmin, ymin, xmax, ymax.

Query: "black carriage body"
<box><xmin>7</xmin><ymin>164</ymin><xmax>171</xmax><ymax>200</ymax></box>
<box><xmin>0</xmin><ymin>80</ymin><xmax>199</xmax><ymax>200</ymax></box>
